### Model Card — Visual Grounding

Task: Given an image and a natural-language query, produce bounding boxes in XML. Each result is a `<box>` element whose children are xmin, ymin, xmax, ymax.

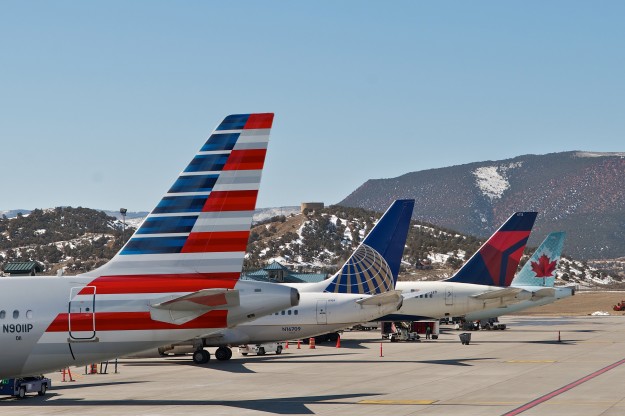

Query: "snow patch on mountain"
<box><xmin>253</xmin><ymin>206</ymin><xmax>300</xmax><ymax>223</ymax></box>
<box><xmin>472</xmin><ymin>162</ymin><xmax>522</xmax><ymax>201</ymax></box>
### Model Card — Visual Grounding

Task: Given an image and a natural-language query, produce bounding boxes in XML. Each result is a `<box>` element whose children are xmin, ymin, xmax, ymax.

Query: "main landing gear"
<box><xmin>215</xmin><ymin>346</ymin><xmax>233</xmax><ymax>361</ymax></box>
<box><xmin>192</xmin><ymin>349</ymin><xmax>210</xmax><ymax>364</ymax></box>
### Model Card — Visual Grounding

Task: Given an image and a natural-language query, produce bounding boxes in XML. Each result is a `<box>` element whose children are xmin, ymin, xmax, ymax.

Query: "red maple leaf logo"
<box><xmin>531</xmin><ymin>254</ymin><xmax>557</xmax><ymax>278</ymax></box>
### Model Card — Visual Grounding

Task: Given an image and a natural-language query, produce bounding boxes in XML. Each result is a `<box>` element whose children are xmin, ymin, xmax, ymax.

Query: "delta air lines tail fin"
<box><xmin>84</xmin><ymin>113</ymin><xmax>273</xmax><ymax>281</ymax></box>
<box><xmin>512</xmin><ymin>232</ymin><xmax>566</xmax><ymax>288</ymax></box>
<box><xmin>445</xmin><ymin>212</ymin><xmax>537</xmax><ymax>287</ymax></box>
<box><xmin>321</xmin><ymin>199</ymin><xmax>414</xmax><ymax>295</ymax></box>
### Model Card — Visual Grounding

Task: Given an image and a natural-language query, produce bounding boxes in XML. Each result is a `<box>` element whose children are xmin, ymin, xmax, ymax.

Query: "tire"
<box><xmin>215</xmin><ymin>347</ymin><xmax>230</xmax><ymax>361</ymax></box>
<box><xmin>276</xmin><ymin>346</ymin><xmax>283</xmax><ymax>355</ymax></box>
<box><xmin>257</xmin><ymin>347</ymin><xmax>266</xmax><ymax>356</ymax></box>
<box><xmin>226</xmin><ymin>348</ymin><xmax>233</xmax><ymax>360</ymax></box>
<box><xmin>38</xmin><ymin>384</ymin><xmax>47</xmax><ymax>396</ymax></box>
<box><xmin>18</xmin><ymin>386</ymin><xmax>26</xmax><ymax>399</ymax></box>
<box><xmin>192</xmin><ymin>349</ymin><xmax>210</xmax><ymax>364</ymax></box>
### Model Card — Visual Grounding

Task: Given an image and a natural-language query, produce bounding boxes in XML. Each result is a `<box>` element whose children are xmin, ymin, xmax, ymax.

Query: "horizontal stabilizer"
<box><xmin>150</xmin><ymin>289</ymin><xmax>240</xmax><ymax>325</ymax></box>
<box><xmin>356</xmin><ymin>290</ymin><xmax>403</xmax><ymax>306</ymax></box>
<box><xmin>531</xmin><ymin>287</ymin><xmax>556</xmax><ymax>299</ymax></box>
<box><xmin>471</xmin><ymin>287</ymin><xmax>527</xmax><ymax>300</ymax></box>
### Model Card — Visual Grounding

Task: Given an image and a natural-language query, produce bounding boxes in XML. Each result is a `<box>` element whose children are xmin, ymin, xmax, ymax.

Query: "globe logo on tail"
<box><xmin>328</xmin><ymin>244</ymin><xmax>394</xmax><ymax>295</ymax></box>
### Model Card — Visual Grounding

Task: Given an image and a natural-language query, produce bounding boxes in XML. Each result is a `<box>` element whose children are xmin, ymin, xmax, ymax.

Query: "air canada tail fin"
<box><xmin>321</xmin><ymin>199</ymin><xmax>414</xmax><ymax>295</ymax></box>
<box><xmin>445</xmin><ymin>212</ymin><xmax>538</xmax><ymax>287</ymax></box>
<box><xmin>85</xmin><ymin>113</ymin><xmax>273</xmax><ymax>279</ymax></box>
<box><xmin>512</xmin><ymin>232</ymin><xmax>566</xmax><ymax>287</ymax></box>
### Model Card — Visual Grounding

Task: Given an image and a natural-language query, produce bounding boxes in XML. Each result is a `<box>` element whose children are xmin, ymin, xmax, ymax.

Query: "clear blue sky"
<box><xmin>1</xmin><ymin>1</ymin><xmax>624</xmax><ymax>212</ymax></box>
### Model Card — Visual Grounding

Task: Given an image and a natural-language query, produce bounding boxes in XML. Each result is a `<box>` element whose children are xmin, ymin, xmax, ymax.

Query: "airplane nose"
<box><xmin>290</xmin><ymin>288</ymin><xmax>300</xmax><ymax>307</ymax></box>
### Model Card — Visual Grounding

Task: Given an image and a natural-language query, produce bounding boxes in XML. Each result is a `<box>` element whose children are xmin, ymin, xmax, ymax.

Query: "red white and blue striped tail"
<box><xmin>85</xmin><ymin>113</ymin><xmax>273</xmax><ymax>278</ymax></box>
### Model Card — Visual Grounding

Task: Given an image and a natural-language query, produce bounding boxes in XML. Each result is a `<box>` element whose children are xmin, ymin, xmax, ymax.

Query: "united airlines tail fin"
<box><xmin>512</xmin><ymin>232</ymin><xmax>566</xmax><ymax>287</ymax></box>
<box><xmin>445</xmin><ymin>212</ymin><xmax>538</xmax><ymax>287</ymax></box>
<box><xmin>84</xmin><ymin>113</ymin><xmax>273</xmax><ymax>282</ymax></box>
<box><xmin>321</xmin><ymin>199</ymin><xmax>414</xmax><ymax>295</ymax></box>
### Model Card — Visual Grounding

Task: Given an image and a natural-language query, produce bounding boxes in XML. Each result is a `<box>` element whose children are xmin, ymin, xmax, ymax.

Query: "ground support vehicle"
<box><xmin>238</xmin><ymin>342</ymin><xmax>284</xmax><ymax>356</ymax></box>
<box><xmin>0</xmin><ymin>376</ymin><xmax>51</xmax><ymax>398</ymax></box>
<box><xmin>382</xmin><ymin>320</ymin><xmax>439</xmax><ymax>341</ymax></box>
<box><xmin>479</xmin><ymin>318</ymin><xmax>507</xmax><ymax>330</ymax></box>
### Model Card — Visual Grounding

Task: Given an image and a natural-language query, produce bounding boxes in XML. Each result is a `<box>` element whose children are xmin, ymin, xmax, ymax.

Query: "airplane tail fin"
<box><xmin>512</xmin><ymin>232</ymin><xmax>566</xmax><ymax>287</ymax></box>
<box><xmin>445</xmin><ymin>212</ymin><xmax>537</xmax><ymax>287</ymax></box>
<box><xmin>321</xmin><ymin>199</ymin><xmax>414</xmax><ymax>295</ymax></box>
<box><xmin>85</xmin><ymin>113</ymin><xmax>273</xmax><ymax>280</ymax></box>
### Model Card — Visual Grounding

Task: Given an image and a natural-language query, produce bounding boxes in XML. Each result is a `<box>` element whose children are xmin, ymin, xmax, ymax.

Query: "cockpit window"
<box><xmin>26</xmin><ymin>310</ymin><xmax>33</xmax><ymax>319</ymax></box>
<box><xmin>0</xmin><ymin>310</ymin><xmax>5</xmax><ymax>319</ymax></box>
<box><xmin>13</xmin><ymin>310</ymin><xmax>19</xmax><ymax>319</ymax></box>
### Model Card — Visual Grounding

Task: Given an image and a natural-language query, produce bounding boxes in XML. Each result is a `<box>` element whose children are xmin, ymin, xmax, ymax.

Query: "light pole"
<box><xmin>120</xmin><ymin>208</ymin><xmax>127</xmax><ymax>247</ymax></box>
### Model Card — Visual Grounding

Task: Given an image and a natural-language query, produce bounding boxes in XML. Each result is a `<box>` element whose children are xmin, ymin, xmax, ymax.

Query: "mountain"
<box><xmin>339</xmin><ymin>151</ymin><xmax>625</xmax><ymax>260</ymax></box>
<box><xmin>1</xmin><ymin>205</ymin><xmax>620</xmax><ymax>288</ymax></box>
<box><xmin>243</xmin><ymin>206</ymin><xmax>622</xmax><ymax>288</ymax></box>
<box><xmin>0</xmin><ymin>207</ymin><xmax>134</xmax><ymax>274</ymax></box>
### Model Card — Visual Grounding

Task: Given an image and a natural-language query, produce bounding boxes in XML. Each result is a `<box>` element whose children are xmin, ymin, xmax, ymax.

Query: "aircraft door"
<box><xmin>316</xmin><ymin>300</ymin><xmax>327</xmax><ymax>324</ymax></box>
<box><xmin>445</xmin><ymin>286</ymin><xmax>453</xmax><ymax>306</ymax></box>
<box><xmin>68</xmin><ymin>286</ymin><xmax>97</xmax><ymax>341</ymax></box>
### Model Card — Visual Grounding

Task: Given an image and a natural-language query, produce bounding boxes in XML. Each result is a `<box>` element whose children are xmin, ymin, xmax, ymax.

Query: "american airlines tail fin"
<box><xmin>512</xmin><ymin>232</ymin><xmax>566</xmax><ymax>287</ymax></box>
<box><xmin>84</xmin><ymin>113</ymin><xmax>273</xmax><ymax>281</ymax></box>
<box><xmin>445</xmin><ymin>212</ymin><xmax>538</xmax><ymax>287</ymax></box>
<box><xmin>321</xmin><ymin>199</ymin><xmax>414</xmax><ymax>295</ymax></box>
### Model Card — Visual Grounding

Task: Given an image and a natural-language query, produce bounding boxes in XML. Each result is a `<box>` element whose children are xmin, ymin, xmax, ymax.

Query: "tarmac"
<box><xmin>3</xmin><ymin>315</ymin><xmax>625</xmax><ymax>416</ymax></box>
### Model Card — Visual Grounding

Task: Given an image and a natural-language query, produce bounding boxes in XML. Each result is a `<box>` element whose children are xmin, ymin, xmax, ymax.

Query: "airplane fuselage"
<box><xmin>0</xmin><ymin>275</ymin><xmax>297</xmax><ymax>378</ymax></box>
<box><xmin>201</xmin><ymin>290</ymin><xmax>402</xmax><ymax>346</ymax></box>
<box><xmin>381</xmin><ymin>281</ymin><xmax>531</xmax><ymax>320</ymax></box>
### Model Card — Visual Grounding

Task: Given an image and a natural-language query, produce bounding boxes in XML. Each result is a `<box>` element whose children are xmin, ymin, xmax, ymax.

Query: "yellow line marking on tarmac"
<box><xmin>506</xmin><ymin>360</ymin><xmax>556</xmax><ymax>363</ymax></box>
<box><xmin>359</xmin><ymin>400</ymin><xmax>438</xmax><ymax>405</ymax></box>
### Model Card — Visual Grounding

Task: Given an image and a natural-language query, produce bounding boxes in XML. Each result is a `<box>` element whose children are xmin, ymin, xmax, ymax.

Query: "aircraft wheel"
<box><xmin>192</xmin><ymin>349</ymin><xmax>210</xmax><ymax>364</ymax></box>
<box><xmin>215</xmin><ymin>347</ymin><xmax>231</xmax><ymax>361</ymax></box>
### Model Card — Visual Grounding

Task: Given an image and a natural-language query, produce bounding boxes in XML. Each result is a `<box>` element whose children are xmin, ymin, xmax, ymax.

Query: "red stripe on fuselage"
<box><xmin>46</xmin><ymin>310</ymin><xmax>228</xmax><ymax>332</ymax></box>
<box><xmin>78</xmin><ymin>274</ymin><xmax>239</xmax><ymax>295</ymax></box>
<box><xmin>222</xmin><ymin>149</ymin><xmax>266</xmax><ymax>171</ymax></box>
<box><xmin>244</xmin><ymin>113</ymin><xmax>274</xmax><ymax>129</ymax></box>
<box><xmin>181</xmin><ymin>231</ymin><xmax>249</xmax><ymax>253</ymax></box>
<box><xmin>201</xmin><ymin>190</ymin><xmax>259</xmax><ymax>212</ymax></box>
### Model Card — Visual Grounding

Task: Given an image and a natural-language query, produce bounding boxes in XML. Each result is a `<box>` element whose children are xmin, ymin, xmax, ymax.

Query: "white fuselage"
<box><xmin>464</xmin><ymin>286</ymin><xmax>575</xmax><ymax>320</ymax></box>
<box><xmin>0</xmin><ymin>276</ymin><xmax>297</xmax><ymax>378</ymax></box>
<box><xmin>390</xmin><ymin>281</ymin><xmax>531</xmax><ymax>320</ymax></box>
<box><xmin>201</xmin><ymin>290</ymin><xmax>401</xmax><ymax>346</ymax></box>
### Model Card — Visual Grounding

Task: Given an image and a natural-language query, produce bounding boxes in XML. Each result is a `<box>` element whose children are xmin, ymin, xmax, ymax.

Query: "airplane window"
<box><xmin>26</xmin><ymin>310</ymin><xmax>33</xmax><ymax>319</ymax></box>
<box><xmin>281</xmin><ymin>310</ymin><xmax>285</xmax><ymax>315</ymax></box>
<box><xmin>13</xmin><ymin>310</ymin><xmax>19</xmax><ymax>319</ymax></box>
<box><xmin>0</xmin><ymin>310</ymin><xmax>5</xmax><ymax>319</ymax></box>
<box><xmin>288</xmin><ymin>310</ymin><xmax>292</xmax><ymax>315</ymax></box>
<box><xmin>294</xmin><ymin>310</ymin><xmax>298</xmax><ymax>315</ymax></box>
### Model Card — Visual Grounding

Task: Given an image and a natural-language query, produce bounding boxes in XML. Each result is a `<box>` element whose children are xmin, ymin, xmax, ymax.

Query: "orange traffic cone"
<box><xmin>89</xmin><ymin>363</ymin><xmax>97</xmax><ymax>374</ymax></box>
<box><xmin>309</xmin><ymin>337</ymin><xmax>316</xmax><ymax>349</ymax></box>
<box><xmin>61</xmin><ymin>368</ymin><xmax>75</xmax><ymax>382</ymax></box>
<box><xmin>336</xmin><ymin>335</ymin><xmax>341</xmax><ymax>348</ymax></box>
<box><xmin>285</xmin><ymin>341</ymin><xmax>289</xmax><ymax>349</ymax></box>
<box><xmin>297</xmin><ymin>340</ymin><xmax>301</xmax><ymax>349</ymax></box>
